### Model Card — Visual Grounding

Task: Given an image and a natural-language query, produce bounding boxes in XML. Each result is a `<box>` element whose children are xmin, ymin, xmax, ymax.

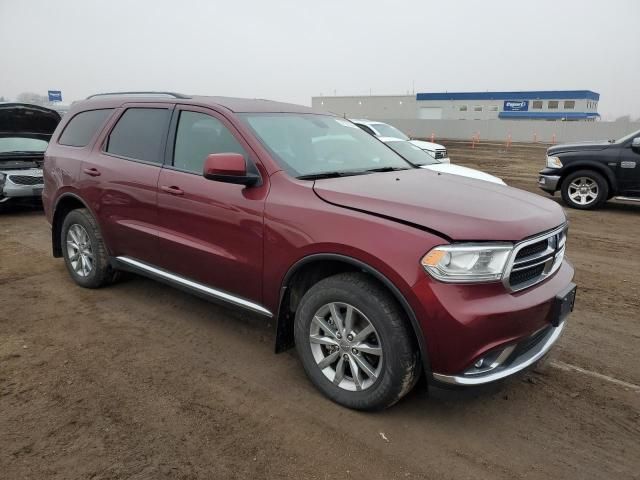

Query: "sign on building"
<box><xmin>503</xmin><ymin>100</ymin><xmax>528</xmax><ymax>111</ymax></box>
<box><xmin>48</xmin><ymin>90</ymin><xmax>62</xmax><ymax>102</ymax></box>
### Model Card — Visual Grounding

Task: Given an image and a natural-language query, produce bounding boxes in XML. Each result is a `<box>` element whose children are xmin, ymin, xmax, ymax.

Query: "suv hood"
<box><xmin>547</xmin><ymin>140</ymin><xmax>611</xmax><ymax>155</ymax></box>
<box><xmin>313</xmin><ymin>169</ymin><xmax>565</xmax><ymax>241</ymax></box>
<box><xmin>0</xmin><ymin>103</ymin><xmax>61</xmax><ymax>141</ymax></box>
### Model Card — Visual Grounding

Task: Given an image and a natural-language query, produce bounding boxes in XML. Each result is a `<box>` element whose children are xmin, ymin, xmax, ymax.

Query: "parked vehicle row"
<box><xmin>42</xmin><ymin>92</ymin><xmax>576</xmax><ymax>410</ymax></box>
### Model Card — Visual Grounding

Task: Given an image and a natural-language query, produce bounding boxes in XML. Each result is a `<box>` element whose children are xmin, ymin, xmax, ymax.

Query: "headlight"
<box><xmin>424</xmin><ymin>150</ymin><xmax>437</xmax><ymax>158</ymax></box>
<box><xmin>546</xmin><ymin>156</ymin><xmax>563</xmax><ymax>168</ymax></box>
<box><xmin>421</xmin><ymin>244</ymin><xmax>513</xmax><ymax>283</ymax></box>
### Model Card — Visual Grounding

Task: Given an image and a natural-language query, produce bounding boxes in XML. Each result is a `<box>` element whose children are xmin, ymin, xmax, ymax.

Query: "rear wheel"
<box><xmin>294</xmin><ymin>272</ymin><xmax>420</xmax><ymax>410</ymax></box>
<box><xmin>61</xmin><ymin>208</ymin><xmax>118</xmax><ymax>288</ymax></box>
<box><xmin>561</xmin><ymin>170</ymin><xmax>608</xmax><ymax>210</ymax></box>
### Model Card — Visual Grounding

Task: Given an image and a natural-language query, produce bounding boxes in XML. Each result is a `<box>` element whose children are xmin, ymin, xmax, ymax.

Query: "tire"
<box><xmin>560</xmin><ymin>170</ymin><xmax>608</xmax><ymax>210</ymax></box>
<box><xmin>61</xmin><ymin>208</ymin><xmax>118</xmax><ymax>288</ymax></box>
<box><xmin>294</xmin><ymin>272</ymin><xmax>420</xmax><ymax>410</ymax></box>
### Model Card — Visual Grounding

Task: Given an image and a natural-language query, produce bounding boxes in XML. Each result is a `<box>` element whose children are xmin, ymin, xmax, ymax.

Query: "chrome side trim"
<box><xmin>115</xmin><ymin>256</ymin><xmax>272</xmax><ymax>317</ymax></box>
<box><xmin>615</xmin><ymin>196</ymin><xmax>640</xmax><ymax>203</ymax></box>
<box><xmin>432</xmin><ymin>320</ymin><xmax>565</xmax><ymax>386</ymax></box>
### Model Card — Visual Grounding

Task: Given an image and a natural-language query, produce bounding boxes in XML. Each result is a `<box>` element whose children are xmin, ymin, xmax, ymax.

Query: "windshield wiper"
<box><xmin>297</xmin><ymin>170</ymin><xmax>370</xmax><ymax>180</ymax></box>
<box><xmin>362</xmin><ymin>166</ymin><xmax>411</xmax><ymax>173</ymax></box>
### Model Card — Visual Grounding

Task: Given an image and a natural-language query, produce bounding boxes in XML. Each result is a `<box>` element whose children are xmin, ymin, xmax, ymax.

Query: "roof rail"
<box><xmin>86</xmin><ymin>91</ymin><xmax>190</xmax><ymax>99</ymax></box>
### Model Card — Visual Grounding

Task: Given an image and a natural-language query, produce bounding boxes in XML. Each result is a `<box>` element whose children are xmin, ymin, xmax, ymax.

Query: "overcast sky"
<box><xmin>1</xmin><ymin>0</ymin><xmax>639</xmax><ymax>119</ymax></box>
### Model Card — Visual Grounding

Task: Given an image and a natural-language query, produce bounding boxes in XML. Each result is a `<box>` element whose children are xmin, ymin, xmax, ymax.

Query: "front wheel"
<box><xmin>560</xmin><ymin>170</ymin><xmax>608</xmax><ymax>210</ymax></box>
<box><xmin>294</xmin><ymin>272</ymin><xmax>420</xmax><ymax>410</ymax></box>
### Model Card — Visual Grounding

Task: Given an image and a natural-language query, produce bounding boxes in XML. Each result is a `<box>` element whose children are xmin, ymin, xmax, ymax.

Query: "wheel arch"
<box><xmin>51</xmin><ymin>192</ymin><xmax>93</xmax><ymax>257</ymax></box>
<box><xmin>558</xmin><ymin>162</ymin><xmax>617</xmax><ymax>194</ymax></box>
<box><xmin>275</xmin><ymin>253</ymin><xmax>432</xmax><ymax>378</ymax></box>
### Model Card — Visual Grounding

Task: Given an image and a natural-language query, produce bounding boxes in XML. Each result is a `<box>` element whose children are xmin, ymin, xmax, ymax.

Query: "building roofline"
<box><xmin>417</xmin><ymin>90</ymin><xmax>600</xmax><ymax>101</ymax></box>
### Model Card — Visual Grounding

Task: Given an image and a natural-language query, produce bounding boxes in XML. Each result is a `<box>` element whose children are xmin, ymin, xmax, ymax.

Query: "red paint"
<box><xmin>43</xmin><ymin>94</ymin><xmax>574</xmax><ymax>380</ymax></box>
<box><xmin>204</xmin><ymin>153</ymin><xmax>246</xmax><ymax>177</ymax></box>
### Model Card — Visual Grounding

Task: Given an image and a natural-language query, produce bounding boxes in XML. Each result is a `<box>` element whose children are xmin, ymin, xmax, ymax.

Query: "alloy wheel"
<box><xmin>568</xmin><ymin>176</ymin><xmax>599</xmax><ymax>206</ymax></box>
<box><xmin>309</xmin><ymin>302</ymin><xmax>383</xmax><ymax>391</ymax></box>
<box><xmin>66</xmin><ymin>224</ymin><xmax>94</xmax><ymax>277</ymax></box>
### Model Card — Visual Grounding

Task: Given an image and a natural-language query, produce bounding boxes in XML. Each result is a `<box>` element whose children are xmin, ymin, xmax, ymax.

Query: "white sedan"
<box><xmin>380</xmin><ymin>137</ymin><xmax>506</xmax><ymax>185</ymax></box>
<box><xmin>350</xmin><ymin>119</ymin><xmax>450</xmax><ymax>163</ymax></box>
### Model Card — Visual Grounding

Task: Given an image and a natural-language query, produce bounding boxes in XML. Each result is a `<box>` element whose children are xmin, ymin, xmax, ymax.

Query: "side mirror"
<box><xmin>203</xmin><ymin>153</ymin><xmax>260</xmax><ymax>186</ymax></box>
<box><xmin>632</xmin><ymin>137</ymin><xmax>640</xmax><ymax>150</ymax></box>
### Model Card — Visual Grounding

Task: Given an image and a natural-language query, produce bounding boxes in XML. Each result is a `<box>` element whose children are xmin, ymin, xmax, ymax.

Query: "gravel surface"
<box><xmin>1</xmin><ymin>141</ymin><xmax>639</xmax><ymax>479</ymax></box>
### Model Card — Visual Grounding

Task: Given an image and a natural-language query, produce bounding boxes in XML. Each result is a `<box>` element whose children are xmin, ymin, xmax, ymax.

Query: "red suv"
<box><xmin>43</xmin><ymin>92</ymin><xmax>576</xmax><ymax>410</ymax></box>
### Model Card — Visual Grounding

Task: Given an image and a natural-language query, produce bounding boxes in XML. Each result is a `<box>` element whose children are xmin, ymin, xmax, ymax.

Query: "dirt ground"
<box><xmin>1</xmin><ymin>141</ymin><xmax>639</xmax><ymax>479</ymax></box>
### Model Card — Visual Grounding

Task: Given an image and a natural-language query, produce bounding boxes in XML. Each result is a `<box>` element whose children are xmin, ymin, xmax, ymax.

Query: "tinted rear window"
<box><xmin>58</xmin><ymin>109</ymin><xmax>114</xmax><ymax>147</ymax></box>
<box><xmin>106</xmin><ymin>108</ymin><xmax>169</xmax><ymax>163</ymax></box>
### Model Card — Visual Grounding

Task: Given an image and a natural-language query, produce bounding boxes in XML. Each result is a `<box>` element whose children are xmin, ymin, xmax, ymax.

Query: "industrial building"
<box><xmin>312</xmin><ymin>90</ymin><xmax>600</xmax><ymax>121</ymax></box>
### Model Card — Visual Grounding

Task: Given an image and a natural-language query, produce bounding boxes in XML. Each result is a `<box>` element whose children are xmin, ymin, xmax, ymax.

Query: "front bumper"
<box><xmin>538</xmin><ymin>173</ymin><xmax>561</xmax><ymax>192</ymax></box>
<box><xmin>432</xmin><ymin>319</ymin><xmax>565</xmax><ymax>385</ymax></box>
<box><xmin>410</xmin><ymin>260</ymin><xmax>575</xmax><ymax>386</ymax></box>
<box><xmin>0</xmin><ymin>168</ymin><xmax>44</xmax><ymax>200</ymax></box>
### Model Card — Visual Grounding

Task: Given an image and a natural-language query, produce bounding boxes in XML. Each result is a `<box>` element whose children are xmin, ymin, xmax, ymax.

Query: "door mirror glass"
<box><xmin>632</xmin><ymin>137</ymin><xmax>640</xmax><ymax>150</ymax></box>
<box><xmin>203</xmin><ymin>153</ymin><xmax>258</xmax><ymax>186</ymax></box>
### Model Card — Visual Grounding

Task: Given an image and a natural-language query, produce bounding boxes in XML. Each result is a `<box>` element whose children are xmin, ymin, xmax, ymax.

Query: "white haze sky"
<box><xmin>1</xmin><ymin>0</ymin><xmax>639</xmax><ymax>120</ymax></box>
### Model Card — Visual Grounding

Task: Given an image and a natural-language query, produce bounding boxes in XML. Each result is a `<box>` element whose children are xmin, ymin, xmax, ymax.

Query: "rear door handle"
<box><xmin>160</xmin><ymin>185</ymin><xmax>184</xmax><ymax>196</ymax></box>
<box><xmin>83</xmin><ymin>167</ymin><xmax>101</xmax><ymax>177</ymax></box>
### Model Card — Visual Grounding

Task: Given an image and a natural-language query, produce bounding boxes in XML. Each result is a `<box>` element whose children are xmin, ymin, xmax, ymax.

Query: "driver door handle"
<box><xmin>160</xmin><ymin>185</ymin><xmax>184</xmax><ymax>196</ymax></box>
<box><xmin>83</xmin><ymin>167</ymin><xmax>101</xmax><ymax>177</ymax></box>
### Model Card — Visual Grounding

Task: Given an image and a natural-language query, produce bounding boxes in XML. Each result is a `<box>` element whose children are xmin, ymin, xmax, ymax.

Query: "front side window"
<box><xmin>370</xmin><ymin>123</ymin><xmax>409</xmax><ymax>140</ymax></box>
<box><xmin>106</xmin><ymin>108</ymin><xmax>169</xmax><ymax>163</ymax></box>
<box><xmin>548</xmin><ymin>101</ymin><xmax>559</xmax><ymax>109</ymax></box>
<box><xmin>241</xmin><ymin>114</ymin><xmax>412</xmax><ymax>178</ymax></box>
<box><xmin>173</xmin><ymin>111</ymin><xmax>247</xmax><ymax>173</ymax></box>
<box><xmin>59</xmin><ymin>109</ymin><xmax>114</xmax><ymax>147</ymax></box>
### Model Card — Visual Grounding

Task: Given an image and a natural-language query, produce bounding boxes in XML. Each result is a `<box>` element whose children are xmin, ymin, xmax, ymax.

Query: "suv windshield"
<box><xmin>0</xmin><ymin>137</ymin><xmax>49</xmax><ymax>155</ymax></box>
<box><xmin>241</xmin><ymin>114</ymin><xmax>412</xmax><ymax>178</ymax></box>
<box><xmin>384</xmin><ymin>140</ymin><xmax>438</xmax><ymax>166</ymax></box>
<box><xmin>371</xmin><ymin>123</ymin><xmax>409</xmax><ymax>140</ymax></box>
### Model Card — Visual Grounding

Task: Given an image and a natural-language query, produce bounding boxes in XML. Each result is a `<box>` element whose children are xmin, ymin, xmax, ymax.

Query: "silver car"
<box><xmin>0</xmin><ymin>103</ymin><xmax>61</xmax><ymax>205</ymax></box>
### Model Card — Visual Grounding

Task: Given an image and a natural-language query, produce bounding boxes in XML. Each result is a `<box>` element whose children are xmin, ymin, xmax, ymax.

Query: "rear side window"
<box><xmin>58</xmin><ymin>109</ymin><xmax>113</xmax><ymax>147</ymax></box>
<box><xmin>106</xmin><ymin>108</ymin><xmax>170</xmax><ymax>163</ymax></box>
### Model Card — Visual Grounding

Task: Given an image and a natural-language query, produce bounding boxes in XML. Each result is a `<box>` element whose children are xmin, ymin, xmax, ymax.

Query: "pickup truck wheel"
<box><xmin>61</xmin><ymin>208</ymin><xmax>118</xmax><ymax>288</ymax></box>
<box><xmin>561</xmin><ymin>170</ymin><xmax>608</xmax><ymax>210</ymax></box>
<box><xmin>294</xmin><ymin>272</ymin><xmax>419</xmax><ymax>410</ymax></box>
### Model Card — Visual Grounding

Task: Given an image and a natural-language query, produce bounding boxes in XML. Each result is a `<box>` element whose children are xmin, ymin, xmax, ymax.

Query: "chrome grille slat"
<box><xmin>504</xmin><ymin>226</ymin><xmax>567</xmax><ymax>292</ymax></box>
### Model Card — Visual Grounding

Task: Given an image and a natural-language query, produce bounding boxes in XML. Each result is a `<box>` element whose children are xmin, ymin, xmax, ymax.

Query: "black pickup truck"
<box><xmin>538</xmin><ymin>129</ymin><xmax>640</xmax><ymax>209</ymax></box>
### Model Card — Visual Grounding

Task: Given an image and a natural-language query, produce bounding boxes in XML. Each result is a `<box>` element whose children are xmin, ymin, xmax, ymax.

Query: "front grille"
<box><xmin>434</xmin><ymin>149</ymin><xmax>447</xmax><ymax>160</ymax></box>
<box><xmin>515</xmin><ymin>239</ymin><xmax>547</xmax><ymax>260</ymax></box>
<box><xmin>8</xmin><ymin>175</ymin><xmax>44</xmax><ymax>186</ymax></box>
<box><xmin>509</xmin><ymin>264</ymin><xmax>545</xmax><ymax>286</ymax></box>
<box><xmin>506</xmin><ymin>226</ymin><xmax>567</xmax><ymax>291</ymax></box>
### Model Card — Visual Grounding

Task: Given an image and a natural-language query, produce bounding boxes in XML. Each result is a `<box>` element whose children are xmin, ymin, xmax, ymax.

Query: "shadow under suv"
<box><xmin>43</xmin><ymin>92</ymin><xmax>576</xmax><ymax>410</ymax></box>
